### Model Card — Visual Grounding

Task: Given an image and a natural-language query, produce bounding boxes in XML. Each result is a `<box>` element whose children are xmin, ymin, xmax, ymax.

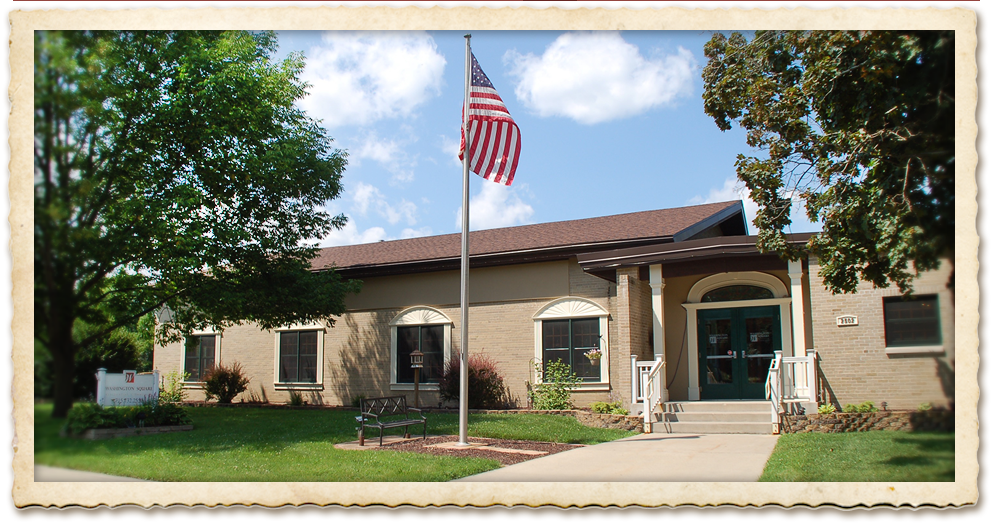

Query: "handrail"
<box><xmin>765</xmin><ymin>351</ymin><xmax>783</xmax><ymax>434</ymax></box>
<box><xmin>641</xmin><ymin>357</ymin><xmax>666</xmax><ymax>433</ymax></box>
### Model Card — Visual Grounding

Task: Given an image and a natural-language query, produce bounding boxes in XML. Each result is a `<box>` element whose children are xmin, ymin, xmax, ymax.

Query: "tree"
<box><xmin>35</xmin><ymin>31</ymin><xmax>359</xmax><ymax>417</ymax></box>
<box><xmin>702</xmin><ymin>31</ymin><xmax>954</xmax><ymax>294</ymax></box>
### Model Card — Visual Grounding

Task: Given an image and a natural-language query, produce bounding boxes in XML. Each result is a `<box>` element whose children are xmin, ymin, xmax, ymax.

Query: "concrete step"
<box><xmin>661</xmin><ymin>400</ymin><xmax>772</xmax><ymax>413</ymax></box>
<box><xmin>657</xmin><ymin>411</ymin><xmax>771</xmax><ymax>423</ymax></box>
<box><xmin>653</xmin><ymin>421</ymin><xmax>776</xmax><ymax>435</ymax></box>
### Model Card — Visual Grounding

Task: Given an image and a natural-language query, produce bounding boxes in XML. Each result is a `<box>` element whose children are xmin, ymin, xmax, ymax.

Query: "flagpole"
<box><xmin>457</xmin><ymin>33</ymin><xmax>472</xmax><ymax>447</ymax></box>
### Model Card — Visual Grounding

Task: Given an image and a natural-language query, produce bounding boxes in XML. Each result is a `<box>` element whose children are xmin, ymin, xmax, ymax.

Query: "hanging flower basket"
<box><xmin>585</xmin><ymin>348</ymin><xmax>602</xmax><ymax>366</ymax></box>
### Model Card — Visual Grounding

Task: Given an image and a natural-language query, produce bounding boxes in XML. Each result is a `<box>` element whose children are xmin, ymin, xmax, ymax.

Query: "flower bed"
<box><xmin>476</xmin><ymin>409</ymin><xmax>644</xmax><ymax>432</ymax></box>
<box><xmin>782</xmin><ymin>409</ymin><xmax>954</xmax><ymax>433</ymax></box>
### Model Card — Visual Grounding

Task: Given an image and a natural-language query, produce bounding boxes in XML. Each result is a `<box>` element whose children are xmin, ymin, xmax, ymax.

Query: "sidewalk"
<box><xmin>34</xmin><ymin>465</ymin><xmax>151</xmax><ymax>482</ymax></box>
<box><xmin>456</xmin><ymin>432</ymin><xmax>779</xmax><ymax>482</ymax></box>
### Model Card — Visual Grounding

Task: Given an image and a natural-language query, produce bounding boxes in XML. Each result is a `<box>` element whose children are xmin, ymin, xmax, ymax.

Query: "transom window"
<box><xmin>279</xmin><ymin>330</ymin><xmax>319</xmax><ymax>383</ymax></box>
<box><xmin>397</xmin><ymin>325</ymin><xmax>444</xmax><ymax>384</ymax></box>
<box><xmin>184</xmin><ymin>335</ymin><xmax>216</xmax><ymax>382</ymax></box>
<box><xmin>884</xmin><ymin>295</ymin><xmax>941</xmax><ymax>347</ymax></box>
<box><xmin>542</xmin><ymin>318</ymin><xmax>601</xmax><ymax>382</ymax></box>
<box><xmin>701</xmin><ymin>285</ymin><xmax>774</xmax><ymax>303</ymax></box>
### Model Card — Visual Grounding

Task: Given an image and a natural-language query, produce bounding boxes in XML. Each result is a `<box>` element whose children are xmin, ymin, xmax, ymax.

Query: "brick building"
<box><xmin>154</xmin><ymin>200</ymin><xmax>954</xmax><ymax>429</ymax></box>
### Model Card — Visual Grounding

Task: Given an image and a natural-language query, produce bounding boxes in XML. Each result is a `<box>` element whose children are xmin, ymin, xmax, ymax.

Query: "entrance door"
<box><xmin>698</xmin><ymin>306</ymin><xmax>781</xmax><ymax>400</ymax></box>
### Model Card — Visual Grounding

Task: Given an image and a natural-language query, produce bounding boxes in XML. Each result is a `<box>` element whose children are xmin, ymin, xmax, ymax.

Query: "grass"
<box><xmin>34</xmin><ymin>403</ymin><xmax>635</xmax><ymax>482</ymax></box>
<box><xmin>759</xmin><ymin>430</ymin><xmax>954</xmax><ymax>482</ymax></box>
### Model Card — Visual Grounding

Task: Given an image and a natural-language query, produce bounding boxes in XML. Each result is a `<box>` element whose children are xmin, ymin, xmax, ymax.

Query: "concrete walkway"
<box><xmin>456</xmin><ymin>432</ymin><xmax>779</xmax><ymax>482</ymax></box>
<box><xmin>34</xmin><ymin>465</ymin><xmax>151</xmax><ymax>482</ymax></box>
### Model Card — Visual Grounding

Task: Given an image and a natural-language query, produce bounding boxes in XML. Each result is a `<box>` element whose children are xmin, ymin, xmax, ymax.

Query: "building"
<box><xmin>153</xmin><ymin>201</ymin><xmax>954</xmax><ymax>431</ymax></box>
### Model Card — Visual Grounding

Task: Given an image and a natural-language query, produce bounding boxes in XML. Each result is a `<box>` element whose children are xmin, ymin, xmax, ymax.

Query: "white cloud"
<box><xmin>400</xmin><ymin>227</ymin><xmax>434</xmax><ymax>239</ymax></box>
<box><xmin>350</xmin><ymin>182</ymin><xmax>418</xmax><ymax>225</ymax></box>
<box><xmin>299</xmin><ymin>32</ymin><xmax>446</xmax><ymax>128</ymax></box>
<box><xmin>316</xmin><ymin>219</ymin><xmax>388</xmax><ymax>247</ymax></box>
<box><xmin>353</xmin><ymin>131</ymin><xmax>417</xmax><ymax>182</ymax></box>
<box><xmin>688</xmin><ymin>177</ymin><xmax>822</xmax><ymax>234</ymax></box>
<box><xmin>455</xmin><ymin>179</ymin><xmax>534</xmax><ymax>230</ymax></box>
<box><xmin>438</xmin><ymin>134</ymin><xmax>463</xmax><ymax>167</ymax></box>
<box><xmin>505</xmin><ymin>32</ymin><xmax>696</xmax><ymax>124</ymax></box>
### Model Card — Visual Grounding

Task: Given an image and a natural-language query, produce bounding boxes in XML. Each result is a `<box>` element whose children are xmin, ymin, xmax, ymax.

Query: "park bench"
<box><xmin>357</xmin><ymin>395</ymin><xmax>427</xmax><ymax>446</ymax></box>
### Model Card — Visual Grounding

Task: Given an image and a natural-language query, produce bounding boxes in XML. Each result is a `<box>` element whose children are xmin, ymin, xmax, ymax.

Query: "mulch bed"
<box><xmin>374</xmin><ymin>436</ymin><xmax>582</xmax><ymax>466</ymax></box>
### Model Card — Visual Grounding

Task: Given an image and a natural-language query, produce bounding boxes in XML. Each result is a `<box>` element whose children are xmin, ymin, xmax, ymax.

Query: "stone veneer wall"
<box><xmin>807</xmin><ymin>258</ymin><xmax>955</xmax><ymax>410</ymax></box>
<box><xmin>782</xmin><ymin>410</ymin><xmax>954</xmax><ymax>433</ymax></box>
<box><xmin>155</xmin><ymin>258</ymin><xmax>623</xmax><ymax>408</ymax></box>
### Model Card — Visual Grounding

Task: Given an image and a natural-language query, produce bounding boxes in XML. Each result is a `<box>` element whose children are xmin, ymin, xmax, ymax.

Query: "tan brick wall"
<box><xmin>154</xmin><ymin>257</ymin><xmax>624</xmax><ymax>407</ymax></box>
<box><xmin>808</xmin><ymin>258</ymin><xmax>955</xmax><ymax>410</ymax></box>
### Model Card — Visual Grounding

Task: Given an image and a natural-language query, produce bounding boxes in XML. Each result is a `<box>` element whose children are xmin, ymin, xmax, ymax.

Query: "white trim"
<box><xmin>683</xmin><ymin>272</ymin><xmax>794</xmax><ymax>401</ymax></box>
<box><xmin>648</xmin><ymin>264</ymin><xmax>669</xmax><ymax>402</ymax></box>
<box><xmin>389</xmin><ymin>306</ymin><xmax>453</xmax><ymax>387</ymax></box>
<box><xmin>181</xmin><ymin>332</ymin><xmax>221</xmax><ymax>387</ymax></box>
<box><xmin>686</xmin><ymin>271</ymin><xmax>789</xmax><ymax>303</ymax></box>
<box><xmin>273</xmin><ymin>327</ymin><xmax>326</xmax><ymax>390</ymax></box>
<box><xmin>532</xmin><ymin>297</ymin><xmax>610</xmax><ymax>387</ymax></box>
<box><xmin>532</xmin><ymin>297</ymin><xmax>609</xmax><ymax>320</ymax></box>
<box><xmin>884</xmin><ymin>345</ymin><xmax>946</xmax><ymax>355</ymax></box>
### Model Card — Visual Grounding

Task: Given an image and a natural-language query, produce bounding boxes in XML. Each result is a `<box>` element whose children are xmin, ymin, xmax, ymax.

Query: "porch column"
<box><xmin>648</xmin><ymin>264</ymin><xmax>668</xmax><ymax>401</ymax></box>
<box><xmin>788</xmin><ymin>260</ymin><xmax>807</xmax><ymax>356</ymax></box>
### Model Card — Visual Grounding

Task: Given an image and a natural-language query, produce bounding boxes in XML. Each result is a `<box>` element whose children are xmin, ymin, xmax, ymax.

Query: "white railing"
<box><xmin>766</xmin><ymin>349</ymin><xmax>819</xmax><ymax>433</ymax></box>
<box><xmin>640</xmin><ymin>358</ymin><xmax>666</xmax><ymax>433</ymax></box>
<box><xmin>632</xmin><ymin>358</ymin><xmax>655</xmax><ymax>403</ymax></box>
<box><xmin>765</xmin><ymin>352</ymin><xmax>782</xmax><ymax>434</ymax></box>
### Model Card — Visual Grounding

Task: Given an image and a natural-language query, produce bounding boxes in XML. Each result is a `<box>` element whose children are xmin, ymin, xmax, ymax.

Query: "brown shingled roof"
<box><xmin>312</xmin><ymin>201</ymin><xmax>743</xmax><ymax>273</ymax></box>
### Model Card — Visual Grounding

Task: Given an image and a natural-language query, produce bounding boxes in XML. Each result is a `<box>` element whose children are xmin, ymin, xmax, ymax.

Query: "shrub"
<box><xmin>288</xmin><ymin>390</ymin><xmax>306</xmax><ymax>407</ymax></box>
<box><xmin>590</xmin><ymin>401</ymin><xmax>629</xmax><ymax>415</ymax></box>
<box><xmin>817</xmin><ymin>403</ymin><xmax>837</xmax><ymax>414</ymax></box>
<box><xmin>843</xmin><ymin>401</ymin><xmax>878</xmax><ymax>413</ymax></box>
<box><xmin>439</xmin><ymin>353</ymin><xmax>509</xmax><ymax>409</ymax></box>
<box><xmin>529</xmin><ymin>359</ymin><xmax>582</xmax><ymax>410</ymax></box>
<box><xmin>202</xmin><ymin>362</ymin><xmax>250</xmax><ymax>404</ymax></box>
<box><xmin>918</xmin><ymin>402</ymin><xmax>933</xmax><ymax>411</ymax></box>
<box><xmin>350</xmin><ymin>395</ymin><xmax>367</xmax><ymax>408</ymax></box>
<box><xmin>159</xmin><ymin>370</ymin><xmax>187</xmax><ymax>404</ymax></box>
<box><xmin>63</xmin><ymin>400</ymin><xmax>190</xmax><ymax>435</ymax></box>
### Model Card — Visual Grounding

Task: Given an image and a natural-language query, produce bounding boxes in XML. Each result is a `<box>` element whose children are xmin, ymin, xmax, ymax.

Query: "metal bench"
<box><xmin>357</xmin><ymin>395</ymin><xmax>427</xmax><ymax>446</ymax></box>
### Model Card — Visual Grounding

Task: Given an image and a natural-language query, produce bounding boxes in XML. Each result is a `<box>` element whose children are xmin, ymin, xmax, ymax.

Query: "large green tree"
<box><xmin>35</xmin><ymin>31</ymin><xmax>359</xmax><ymax>417</ymax></box>
<box><xmin>702</xmin><ymin>31</ymin><xmax>954</xmax><ymax>294</ymax></box>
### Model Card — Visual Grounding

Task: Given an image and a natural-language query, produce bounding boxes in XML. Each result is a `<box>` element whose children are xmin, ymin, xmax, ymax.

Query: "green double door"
<box><xmin>698</xmin><ymin>306</ymin><xmax>781</xmax><ymax>400</ymax></box>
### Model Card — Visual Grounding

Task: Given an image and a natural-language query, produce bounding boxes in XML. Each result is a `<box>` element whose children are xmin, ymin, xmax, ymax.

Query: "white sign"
<box><xmin>95</xmin><ymin>368</ymin><xmax>160</xmax><ymax>407</ymax></box>
<box><xmin>836</xmin><ymin>315</ymin><xmax>859</xmax><ymax>327</ymax></box>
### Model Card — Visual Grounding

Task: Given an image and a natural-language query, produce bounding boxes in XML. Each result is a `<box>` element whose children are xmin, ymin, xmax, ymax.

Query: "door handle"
<box><xmin>710</xmin><ymin>350</ymin><xmax>737</xmax><ymax>359</ymax></box>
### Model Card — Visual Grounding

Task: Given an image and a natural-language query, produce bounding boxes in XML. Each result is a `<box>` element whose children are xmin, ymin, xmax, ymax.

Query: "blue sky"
<box><xmin>275</xmin><ymin>29</ymin><xmax>817</xmax><ymax>247</ymax></box>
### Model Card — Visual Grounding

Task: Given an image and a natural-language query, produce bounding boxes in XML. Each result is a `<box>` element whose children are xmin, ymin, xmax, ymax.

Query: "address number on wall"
<box><xmin>836</xmin><ymin>315</ymin><xmax>859</xmax><ymax>327</ymax></box>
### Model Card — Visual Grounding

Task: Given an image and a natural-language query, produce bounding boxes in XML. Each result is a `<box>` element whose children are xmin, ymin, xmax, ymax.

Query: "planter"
<box><xmin>64</xmin><ymin>424</ymin><xmax>194</xmax><ymax>441</ymax></box>
<box><xmin>588</xmin><ymin>358</ymin><xmax>599</xmax><ymax>366</ymax></box>
<box><xmin>781</xmin><ymin>410</ymin><xmax>954</xmax><ymax>434</ymax></box>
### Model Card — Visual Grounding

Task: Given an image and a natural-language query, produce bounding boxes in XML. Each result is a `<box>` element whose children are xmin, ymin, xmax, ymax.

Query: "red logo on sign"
<box><xmin>125</xmin><ymin>372</ymin><xmax>135</xmax><ymax>383</ymax></box>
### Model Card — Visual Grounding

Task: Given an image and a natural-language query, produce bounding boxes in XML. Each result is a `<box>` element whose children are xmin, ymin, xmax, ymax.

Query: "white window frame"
<box><xmin>273</xmin><ymin>322</ymin><xmax>326</xmax><ymax>391</ymax></box>
<box><xmin>883</xmin><ymin>292</ymin><xmax>946</xmax><ymax>355</ymax></box>
<box><xmin>182</xmin><ymin>328</ymin><xmax>221</xmax><ymax>388</ymax></box>
<box><xmin>389</xmin><ymin>306</ymin><xmax>453</xmax><ymax>391</ymax></box>
<box><xmin>532</xmin><ymin>297</ymin><xmax>611</xmax><ymax>391</ymax></box>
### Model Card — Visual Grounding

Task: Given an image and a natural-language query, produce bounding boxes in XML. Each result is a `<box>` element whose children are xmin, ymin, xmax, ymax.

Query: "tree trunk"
<box><xmin>48</xmin><ymin>319</ymin><xmax>77</xmax><ymax>418</ymax></box>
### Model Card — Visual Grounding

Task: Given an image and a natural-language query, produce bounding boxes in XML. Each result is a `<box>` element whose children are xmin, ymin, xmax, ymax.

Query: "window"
<box><xmin>279</xmin><ymin>330</ymin><xmax>319</xmax><ymax>383</ymax></box>
<box><xmin>397</xmin><ymin>325</ymin><xmax>444</xmax><ymax>384</ymax></box>
<box><xmin>542</xmin><ymin>318</ymin><xmax>601</xmax><ymax>381</ymax></box>
<box><xmin>184</xmin><ymin>335</ymin><xmax>216</xmax><ymax>382</ymax></box>
<box><xmin>884</xmin><ymin>295</ymin><xmax>941</xmax><ymax>347</ymax></box>
<box><xmin>389</xmin><ymin>307</ymin><xmax>452</xmax><ymax>388</ymax></box>
<box><xmin>701</xmin><ymin>285</ymin><xmax>774</xmax><ymax>303</ymax></box>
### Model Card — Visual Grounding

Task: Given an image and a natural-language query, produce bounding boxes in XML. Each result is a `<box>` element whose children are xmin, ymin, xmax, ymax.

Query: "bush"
<box><xmin>817</xmin><ymin>403</ymin><xmax>837</xmax><ymax>414</ymax></box>
<box><xmin>439</xmin><ymin>353</ymin><xmax>509</xmax><ymax>409</ymax></box>
<box><xmin>529</xmin><ymin>359</ymin><xmax>582</xmax><ymax>410</ymax></box>
<box><xmin>159</xmin><ymin>370</ymin><xmax>187</xmax><ymax>404</ymax></box>
<box><xmin>202</xmin><ymin>362</ymin><xmax>250</xmax><ymax>404</ymax></box>
<box><xmin>63</xmin><ymin>400</ymin><xmax>191</xmax><ymax>435</ymax></box>
<box><xmin>590</xmin><ymin>401</ymin><xmax>629</xmax><ymax>415</ymax></box>
<box><xmin>843</xmin><ymin>401</ymin><xmax>878</xmax><ymax>413</ymax></box>
<box><xmin>288</xmin><ymin>390</ymin><xmax>306</xmax><ymax>406</ymax></box>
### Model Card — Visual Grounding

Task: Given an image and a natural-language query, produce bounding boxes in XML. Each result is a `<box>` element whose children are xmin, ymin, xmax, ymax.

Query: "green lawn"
<box><xmin>34</xmin><ymin>404</ymin><xmax>634</xmax><ymax>482</ymax></box>
<box><xmin>759</xmin><ymin>430</ymin><xmax>954</xmax><ymax>482</ymax></box>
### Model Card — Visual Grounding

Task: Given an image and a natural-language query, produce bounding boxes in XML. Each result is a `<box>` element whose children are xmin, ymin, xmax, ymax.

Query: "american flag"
<box><xmin>460</xmin><ymin>52</ymin><xmax>521</xmax><ymax>186</ymax></box>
